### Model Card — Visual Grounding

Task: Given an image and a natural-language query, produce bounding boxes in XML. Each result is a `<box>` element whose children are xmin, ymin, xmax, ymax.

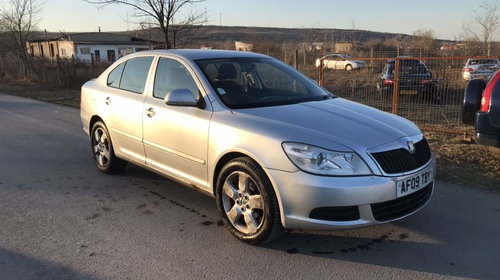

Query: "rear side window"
<box><xmin>106</xmin><ymin>56</ymin><xmax>154</xmax><ymax>94</ymax></box>
<box><xmin>107</xmin><ymin>62</ymin><xmax>125</xmax><ymax>88</ymax></box>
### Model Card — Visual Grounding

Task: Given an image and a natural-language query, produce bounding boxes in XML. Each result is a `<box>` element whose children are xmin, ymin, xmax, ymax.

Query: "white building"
<box><xmin>27</xmin><ymin>32</ymin><xmax>153</xmax><ymax>62</ymax></box>
<box><xmin>234</xmin><ymin>41</ymin><xmax>253</xmax><ymax>52</ymax></box>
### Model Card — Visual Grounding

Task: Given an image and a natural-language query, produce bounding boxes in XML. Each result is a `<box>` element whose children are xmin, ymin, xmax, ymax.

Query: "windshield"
<box><xmin>195</xmin><ymin>57</ymin><xmax>332</xmax><ymax>109</ymax></box>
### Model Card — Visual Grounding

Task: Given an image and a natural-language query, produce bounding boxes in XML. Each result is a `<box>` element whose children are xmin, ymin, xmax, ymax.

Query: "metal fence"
<box><xmin>309</xmin><ymin>55</ymin><xmax>500</xmax><ymax>135</ymax></box>
<box><xmin>0</xmin><ymin>55</ymin><xmax>111</xmax><ymax>88</ymax></box>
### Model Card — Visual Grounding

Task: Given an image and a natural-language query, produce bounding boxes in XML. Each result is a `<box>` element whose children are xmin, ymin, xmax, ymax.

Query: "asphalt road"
<box><xmin>1</xmin><ymin>93</ymin><xmax>499</xmax><ymax>280</ymax></box>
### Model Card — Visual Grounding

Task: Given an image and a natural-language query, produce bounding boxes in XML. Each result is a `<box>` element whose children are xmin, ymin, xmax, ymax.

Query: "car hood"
<box><xmin>232</xmin><ymin>98</ymin><xmax>421</xmax><ymax>152</ymax></box>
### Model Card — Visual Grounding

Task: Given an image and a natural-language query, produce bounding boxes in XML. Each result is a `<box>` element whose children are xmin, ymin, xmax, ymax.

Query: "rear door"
<box><xmin>103</xmin><ymin>56</ymin><xmax>154</xmax><ymax>164</ymax></box>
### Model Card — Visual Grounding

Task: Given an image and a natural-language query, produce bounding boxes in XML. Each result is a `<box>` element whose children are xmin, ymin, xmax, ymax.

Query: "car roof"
<box><xmin>126</xmin><ymin>49</ymin><xmax>269</xmax><ymax>60</ymax></box>
<box><xmin>386</xmin><ymin>57</ymin><xmax>424</xmax><ymax>64</ymax></box>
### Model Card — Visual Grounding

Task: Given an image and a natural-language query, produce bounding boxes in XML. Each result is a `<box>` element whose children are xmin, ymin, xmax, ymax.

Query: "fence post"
<box><xmin>392</xmin><ymin>57</ymin><xmax>400</xmax><ymax>115</ymax></box>
<box><xmin>41</xmin><ymin>56</ymin><xmax>46</xmax><ymax>83</ymax></box>
<box><xmin>91</xmin><ymin>53</ymin><xmax>95</xmax><ymax>78</ymax></box>
<box><xmin>318</xmin><ymin>58</ymin><xmax>324</xmax><ymax>87</ymax></box>
<box><xmin>56</xmin><ymin>54</ymin><xmax>62</xmax><ymax>87</ymax></box>
<box><xmin>370</xmin><ymin>48</ymin><xmax>374</xmax><ymax>67</ymax></box>
<box><xmin>0</xmin><ymin>54</ymin><xmax>5</xmax><ymax>79</ymax></box>
<box><xmin>71</xmin><ymin>55</ymin><xmax>77</xmax><ymax>86</ymax></box>
<box><xmin>294</xmin><ymin>49</ymin><xmax>298</xmax><ymax>70</ymax></box>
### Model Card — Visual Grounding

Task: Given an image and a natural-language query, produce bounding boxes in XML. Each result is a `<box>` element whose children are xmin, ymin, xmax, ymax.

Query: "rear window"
<box><xmin>468</xmin><ymin>59</ymin><xmax>497</xmax><ymax>65</ymax></box>
<box><xmin>386</xmin><ymin>60</ymin><xmax>430</xmax><ymax>76</ymax></box>
<box><xmin>119</xmin><ymin>57</ymin><xmax>154</xmax><ymax>93</ymax></box>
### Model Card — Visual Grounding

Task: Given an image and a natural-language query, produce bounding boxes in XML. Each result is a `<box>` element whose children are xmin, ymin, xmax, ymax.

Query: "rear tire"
<box><xmin>462</xmin><ymin>79</ymin><xmax>486</xmax><ymax>125</ymax></box>
<box><xmin>90</xmin><ymin>121</ymin><xmax>127</xmax><ymax>174</ymax></box>
<box><xmin>215</xmin><ymin>157</ymin><xmax>284</xmax><ymax>245</ymax></box>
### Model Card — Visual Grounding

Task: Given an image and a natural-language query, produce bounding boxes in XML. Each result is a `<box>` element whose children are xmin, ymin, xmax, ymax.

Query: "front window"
<box><xmin>153</xmin><ymin>58</ymin><xmax>200</xmax><ymax>100</ymax></box>
<box><xmin>196</xmin><ymin>57</ymin><xmax>331</xmax><ymax>109</ymax></box>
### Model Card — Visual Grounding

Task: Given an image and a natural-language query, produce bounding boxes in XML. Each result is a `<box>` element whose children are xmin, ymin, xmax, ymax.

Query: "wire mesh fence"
<box><xmin>0</xmin><ymin>55</ymin><xmax>111</xmax><ymax>88</ymax></box>
<box><xmin>307</xmin><ymin>55</ymin><xmax>500</xmax><ymax>134</ymax></box>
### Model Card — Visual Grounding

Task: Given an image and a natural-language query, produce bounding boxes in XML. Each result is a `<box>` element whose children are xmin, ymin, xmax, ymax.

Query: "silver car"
<box><xmin>315</xmin><ymin>54</ymin><xmax>367</xmax><ymax>70</ymax></box>
<box><xmin>462</xmin><ymin>58</ymin><xmax>500</xmax><ymax>81</ymax></box>
<box><xmin>81</xmin><ymin>50</ymin><xmax>435</xmax><ymax>244</ymax></box>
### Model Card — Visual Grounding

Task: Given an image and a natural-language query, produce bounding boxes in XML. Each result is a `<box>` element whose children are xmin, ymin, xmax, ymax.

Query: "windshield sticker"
<box><xmin>217</xmin><ymin>88</ymin><xmax>227</xmax><ymax>95</ymax></box>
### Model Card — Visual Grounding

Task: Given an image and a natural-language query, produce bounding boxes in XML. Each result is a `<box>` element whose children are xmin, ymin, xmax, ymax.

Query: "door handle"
<box><xmin>146</xmin><ymin>108</ymin><xmax>155</xmax><ymax>118</ymax></box>
<box><xmin>105</xmin><ymin>97</ymin><xmax>111</xmax><ymax>105</ymax></box>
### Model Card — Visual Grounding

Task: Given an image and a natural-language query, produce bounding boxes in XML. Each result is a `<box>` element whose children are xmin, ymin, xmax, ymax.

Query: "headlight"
<box><xmin>282</xmin><ymin>142</ymin><xmax>372</xmax><ymax>176</ymax></box>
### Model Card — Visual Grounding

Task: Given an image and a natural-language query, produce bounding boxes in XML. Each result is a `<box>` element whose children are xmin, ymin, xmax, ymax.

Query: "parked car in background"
<box><xmin>462</xmin><ymin>72</ymin><xmax>500</xmax><ymax>148</ymax></box>
<box><xmin>315</xmin><ymin>54</ymin><xmax>367</xmax><ymax>70</ymax></box>
<box><xmin>377</xmin><ymin>57</ymin><xmax>439</xmax><ymax>101</ymax></box>
<box><xmin>461</xmin><ymin>58</ymin><xmax>500</xmax><ymax>81</ymax></box>
<box><xmin>81</xmin><ymin>49</ymin><xmax>435</xmax><ymax>244</ymax></box>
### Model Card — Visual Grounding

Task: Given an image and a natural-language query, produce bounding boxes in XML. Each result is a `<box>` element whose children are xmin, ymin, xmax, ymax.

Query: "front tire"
<box><xmin>216</xmin><ymin>157</ymin><xmax>284</xmax><ymax>245</ymax></box>
<box><xmin>90</xmin><ymin>121</ymin><xmax>127</xmax><ymax>174</ymax></box>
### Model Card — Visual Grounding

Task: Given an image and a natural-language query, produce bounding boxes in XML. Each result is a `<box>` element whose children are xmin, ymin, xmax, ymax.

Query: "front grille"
<box><xmin>371</xmin><ymin>138</ymin><xmax>432</xmax><ymax>174</ymax></box>
<box><xmin>309</xmin><ymin>206</ymin><xmax>360</xmax><ymax>222</ymax></box>
<box><xmin>371</xmin><ymin>183</ymin><xmax>433</xmax><ymax>222</ymax></box>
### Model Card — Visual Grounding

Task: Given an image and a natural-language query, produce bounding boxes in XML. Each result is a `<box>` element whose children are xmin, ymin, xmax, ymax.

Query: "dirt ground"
<box><xmin>425</xmin><ymin>131</ymin><xmax>500</xmax><ymax>191</ymax></box>
<box><xmin>1</xmin><ymin>82</ymin><xmax>498</xmax><ymax>191</ymax></box>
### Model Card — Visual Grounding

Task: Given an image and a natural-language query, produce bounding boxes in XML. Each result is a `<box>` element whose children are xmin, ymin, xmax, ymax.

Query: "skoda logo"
<box><xmin>407</xmin><ymin>141</ymin><xmax>416</xmax><ymax>154</ymax></box>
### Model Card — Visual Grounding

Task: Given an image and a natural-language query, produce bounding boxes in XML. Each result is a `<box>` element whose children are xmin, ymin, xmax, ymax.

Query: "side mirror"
<box><xmin>165</xmin><ymin>88</ymin><xmax>206</xmax><ymax>109</ymax></box>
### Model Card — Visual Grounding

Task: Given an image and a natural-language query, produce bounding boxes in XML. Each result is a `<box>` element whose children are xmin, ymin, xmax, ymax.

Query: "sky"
<box><xmin>22</xmin><ymin>0</ymin><xmax>493</xmax><ymax>40</ymax></box>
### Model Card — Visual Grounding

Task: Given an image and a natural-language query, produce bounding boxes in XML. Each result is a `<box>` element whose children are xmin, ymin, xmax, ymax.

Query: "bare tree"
<box><xmin>0</xmin><ymin>0</ymin><xmax>43</xmax><ymax>80</ymax></box>
<box><xmin>410</xmin><ymin>29</ymin><xmax>436</xmax><ymax>57</ymax></box>
<box><xmin>462</xmin><ymin>0</ymin><xmax>500</xmax><ymax>55</ymax></box>
<box><xmin>84</xmin><ymin>0</ymin><xmax>207</xmax><ymax>49</ymax></box>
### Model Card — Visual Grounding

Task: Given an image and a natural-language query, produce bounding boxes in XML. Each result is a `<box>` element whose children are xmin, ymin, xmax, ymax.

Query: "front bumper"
<box><xmin>268</xmin><ymin>158</ymin><xmax>435</xmax><ymax>230</ymax></box>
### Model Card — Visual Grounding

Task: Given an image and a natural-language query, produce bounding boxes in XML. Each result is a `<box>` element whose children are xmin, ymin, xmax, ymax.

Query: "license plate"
<box><xmin>396</xmin><ymin>167</ymin><xmax>433</xmax><ymax>198</ymax></box>
<box><xmin>474</xmin><ymin>75</ymin><xmax>491</xmax><ymax>80</ymax></box>
<box><xmin>401</xmin><ymin>90</ymin><xmax>417</xmax><ymax>95</ymax></box>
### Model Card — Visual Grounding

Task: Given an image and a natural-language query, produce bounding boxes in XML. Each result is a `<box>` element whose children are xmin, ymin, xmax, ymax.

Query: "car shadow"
<box><xmin>0</xmin><ymin>248</ymin><xmax>99</xmax><ymax>280</ymax></box>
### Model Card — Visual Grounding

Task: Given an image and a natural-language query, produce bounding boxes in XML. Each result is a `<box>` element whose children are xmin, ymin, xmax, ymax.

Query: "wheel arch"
<box><xmin>211</xmin><ymin>150</ymin><xmax>286</xmax><ymax>228</ymax></box>
<box><xmin>212</xmin><ymin>151</ymin><xmax>253</xmax><ymax>196</ymax></box>
<box><xmin>89</xmin><ymin>115</ymin><xmax>105</xmax><ymax>135</ymax></box>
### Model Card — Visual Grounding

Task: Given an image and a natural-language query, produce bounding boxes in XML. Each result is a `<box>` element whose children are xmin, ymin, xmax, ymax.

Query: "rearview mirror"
<box><xmin>165</xmin><ymin>88</ymin><xmax>205</xmax><ymax>109</ymax></box>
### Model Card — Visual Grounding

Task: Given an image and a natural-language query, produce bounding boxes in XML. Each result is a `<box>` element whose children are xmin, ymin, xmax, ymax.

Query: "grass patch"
<box><xmin>0</xmin><ymin>82</ymin><xmax>80</xmax><ymax>108</ymax></box>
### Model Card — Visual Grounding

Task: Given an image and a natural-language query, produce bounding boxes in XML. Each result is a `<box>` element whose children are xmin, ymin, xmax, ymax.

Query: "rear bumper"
<box><xmin>475</xmin><ymin>132</ymin><xmax>500</xmax><ymax>148</ymax></box>
<box><xmin>475</xmin><ymin>112</ymin><xmax>500</xmax><ymax>148</ymax></box>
